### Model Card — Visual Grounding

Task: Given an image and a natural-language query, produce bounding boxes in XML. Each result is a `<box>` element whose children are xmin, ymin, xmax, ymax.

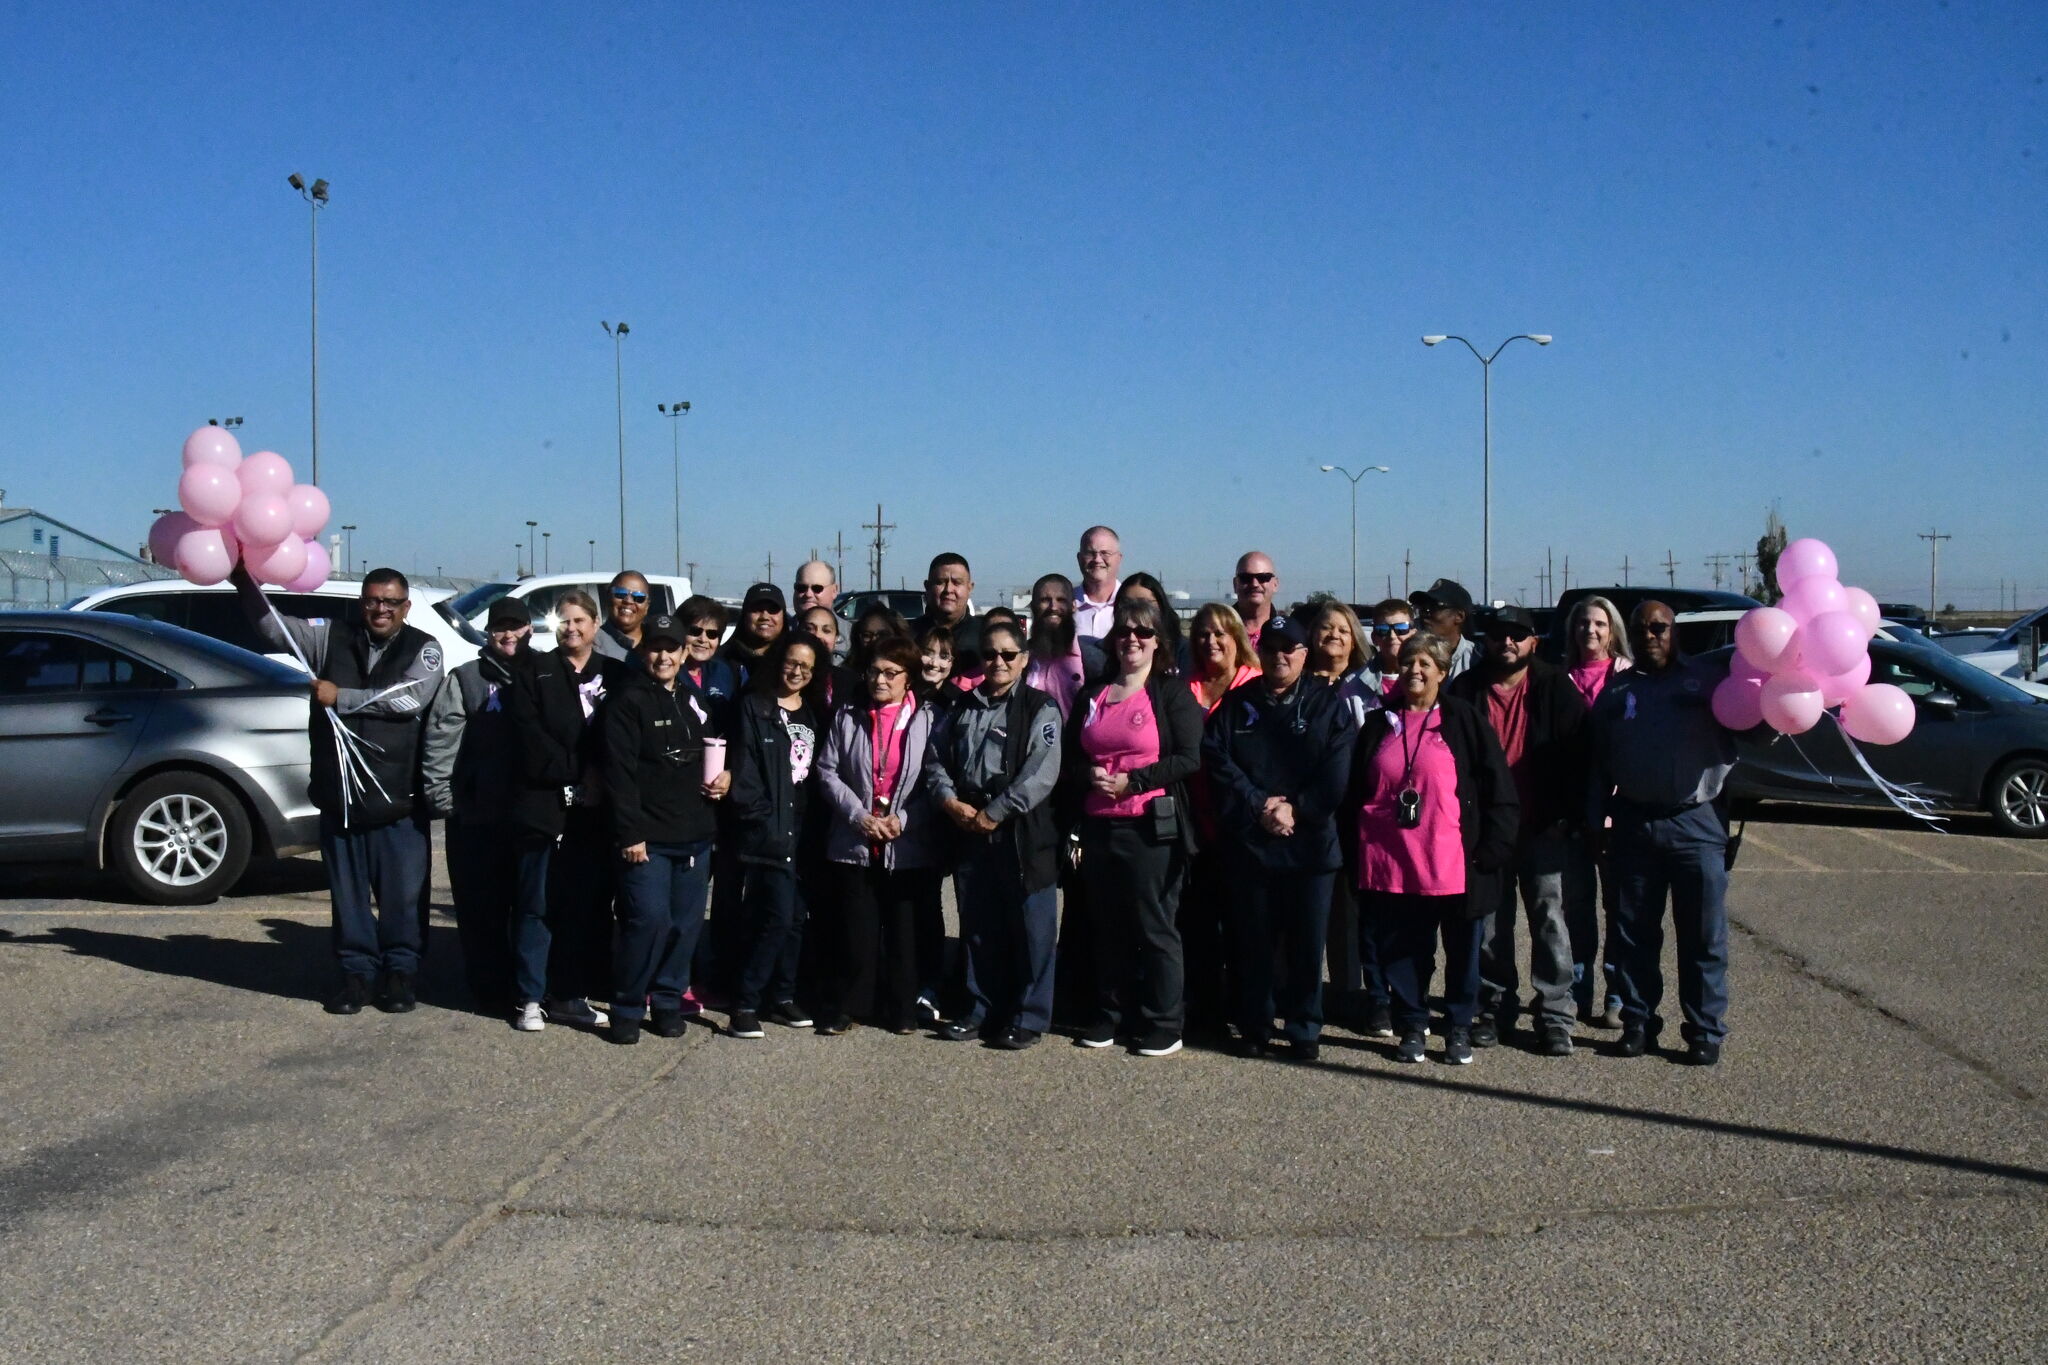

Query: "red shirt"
<box><xmin>1486</xmin><ymin>674</ymin><xmax>1538</xmax><ymax>824</ymax></box>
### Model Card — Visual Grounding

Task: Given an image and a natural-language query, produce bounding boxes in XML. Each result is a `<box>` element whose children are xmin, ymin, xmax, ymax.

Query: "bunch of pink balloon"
<box><xmin>148</xmin><ymin>427</ymin><xmax>333</xmax><ymax>591</ymax></box>
<box><xmin>1712</xmin><ymin>537</ymin><xmax>1915</xmax><ymax>746</ymax></box>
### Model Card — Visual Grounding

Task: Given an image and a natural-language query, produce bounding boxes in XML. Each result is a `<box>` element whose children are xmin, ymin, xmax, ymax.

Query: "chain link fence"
<box><xmin>0</xmin><ymin>552</ymin><xmax>483</xmax><ymax>612</ymax></box>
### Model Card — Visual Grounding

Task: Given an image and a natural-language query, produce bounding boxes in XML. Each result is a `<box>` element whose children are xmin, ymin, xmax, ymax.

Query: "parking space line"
<box><xmin>0</xmin><ymin>907</ymin><xmax>330</xmax><ymax>919</ymax></box>
<box><xmin>1846</xmin><ymin>827</ymin><xmax>1970</xmax><ymax>873</ymax></box>
<box><xmin>1739</xmin><ymin>830</ymin><xmax>1826</xmax><ymax>871</ymax></box>
<box><xmin>2003</xmin><ymin>840</ymin><xmax>2048</xmax><ymax>867</ymax></box>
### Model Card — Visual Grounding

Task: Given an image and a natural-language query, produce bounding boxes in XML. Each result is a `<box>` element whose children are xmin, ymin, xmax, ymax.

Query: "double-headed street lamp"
<box><xmin>1421</xmin><ymin>332</ymin><xmax>1552</xmax><ymax>604</ymax></box>
<box><xmin>602</xmin><ymin>322</ymin><xmax>630</xmax><ymax>568</ymax></box>
<box><xmin>287</xmin><ymin>174</ymin><xmax>330</xmax><ymax>485</ymax></box>
<box><xmin>1317</xmin><ymin>463</ymin><xmax>1391</xmax><ymax>603</ymax></box>
<box><xmin>659</xmin><ymin>401</ymin><xmax>691</xmax><ymax>577</ymax></box>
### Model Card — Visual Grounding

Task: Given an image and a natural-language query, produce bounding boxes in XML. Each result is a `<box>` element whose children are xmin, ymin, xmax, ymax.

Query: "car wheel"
<box><xmin>108</xmin><ymin>771</ymin><xmax>253</xmax><ymax>904</ymax></box>
<box><xmin>1986</xmin><ymin>757</ymin><xmax>2048</xmax><ymax>839</ymax></box>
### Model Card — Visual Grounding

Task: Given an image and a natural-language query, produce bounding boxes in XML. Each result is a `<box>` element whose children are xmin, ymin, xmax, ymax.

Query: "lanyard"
<box><xmin>1397</xmin><ymin>707</ymin><xmax>1438</xmax><ymax>791</ymax></box>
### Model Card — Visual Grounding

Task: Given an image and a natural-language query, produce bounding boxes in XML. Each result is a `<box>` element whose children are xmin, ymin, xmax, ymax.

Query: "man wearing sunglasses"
<box><xmin>595</xmin><ymin>570</ymin><xmax>653</xmax><ymax>661</ymax></box>
<box><xmin>1585</xmin><ymin>600</ymin><xmax>1737</xmax><ymax>1067</ymax></box>
<box><xmin>1408</xmin><ymin>578</ymin><xmax>1478</xmax><ymax>679</ymax></box>
<box><xmin>1449</xmin><ymin>605</ymin><xmax>1589</xmax><ymax>1057</ymax></box>
<box><xmin>234</xmin><ymin>564</ymin><xmax>444</xmax><ymax>1016</ymax></box>
<box><xmin>1231</xmin><ymin>551</ymin><xmax>1280</xmax><ymax>648</ymax></box>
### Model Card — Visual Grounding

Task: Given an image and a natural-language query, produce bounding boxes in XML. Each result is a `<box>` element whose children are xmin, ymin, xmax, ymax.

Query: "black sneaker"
<box><xmin>648</xmin><ymin>1010</ymin><xmax>689</xmax><ymax>1038</ymax></box>
<box><xmin>1227</xmin><ymin>1034</ymin><xmax>1268</xmax><ymax>1059</ymax></box>
<box><xmin>327</xmin><ymin>974</ymin><xmax>375</xmax><ymax>1015</ymax></box>
<box><xmin>608</xmin><ymin>1017</ymin><xmax>642</xmax><ymax>1046</ymax></box>
<box><xmin>544</xmin><ymin>998</ymin><xmax>609</xmax><ymax>1030</ymax></box>
<box><xmin>1363</xmin><ymin>999</ymin><xmax>1395</xmax><ymax>1039</ymax></box>
<box><xmin>1284</xmin><ymin>1039</ymin><xmax>1320</xmax><ymax>1064</ymax></box>
<box><xmin>995</xmin><ymin>1027</ymin><xmax>1040</xmax><ymax>1050</ymax></box>
<box><xmin>1616</xmin><ymin>1023</ymin><xmax>1651</xmax><ymax>1057</ymax></box>
<box><xmin>728</xmin><ymin>1010</ymin><xmax>764</xmax><ymax>1039</ymax></box>
<box><xmin>937</xmin><ymin>1019</ymin><xmax>982</xmax><ymax>1042</ymax></box>
<box><xmin>1469</xmin><ymin>1016</ymin><xmax>1499</xmax><ymax>1048</ymax></box>
<box><xmin>1077</xmin><ymin>1022</ymin><xmax>1116</xmax><ymax>1049</ymax></box>
<box><xmin>1443</xmin><ymin>1028</ymin><xmax>1474</xmax><ymax>1065</ymax></box>
<box><xmin>1686</xmin><ymin>1039</ymin><xmax>1722</xmax><ymax>1067</ymax></box>
<box><xmin>764</xmin><ymin>1000</ymin><xmax>813</xmax><ymax>1029</ymax></box>
<box><xmin>817</xmin><ymin>1015</ymin><xmax>857</xmax><ymax>1036</ymax></box>
<box><xmin>376</xmin><ymin>970</ymin><xmax>416</xmax><ymax>1014</ymax></box>
<box><xmin>1541</xmin><ymin>1025</ymin><xmax>1576</xmax><ymax>1057</ymax></box>
<box><xmin>1395</xmin><ymin>1030</ymin><xmax>1426</xmax><ymax>1064</ymax></box>
<box><xmin>1135</xmin><ymin>1029</ymin><xmax>1183</xmax><ymax>1057</ymax></box>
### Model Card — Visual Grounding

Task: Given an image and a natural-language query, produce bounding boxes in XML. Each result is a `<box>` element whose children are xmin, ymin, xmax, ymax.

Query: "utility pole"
<box><xmin>1735</xmin><ymin>551</ymin><xmax>1753</xmax><ymax>596</ymax></box>
<box><xmin>833</xmin><ymin>530</ymin><xmax>846</xmax><ymax>589</ymax></box>
<box><xmin>687</xmin><ymin>560</ymin><xmax>699</xmax><ymax>590</ymax></box>
<box><xmin>1705</xmin><ymin>552</ymin><xmax>1729</xmax><ymax>589</ymax></box>
<box><xmin>863</xmin><ymin>503</ymin><xmax>895</xmax><ymax>590</ymax></box>
<box><xmin>765</xmin><ymin>551</ymin><xmax>775</xmax><ymax>583</ymax></box>
<box><xmin>1402</xmin><ymin>547</ymin><xmax>1412</xmax><ymax>597</ymax></box>
<box><xmin>1543</xmin><ymin>546</ymin><xmax>1554</xmax><ymax>605</ymax></box>
<box><xmin>1620</xmin><ymin>555</ymin><xmax>1632</xmax><ymax>587</ymax></box>
<box><xmin>1662</xmin><ymin>550</ymin><xmax>1679</xmax><ymax>587</ymax></box>
<box><xmin>1385</xmin><ymin>572</ymin><xmax>1393</xmax><ymax>598</ymax></box>
<box><xmin>1919</xmin><ymin>528</ymin><xmax>1951</xmax><ymax>624</ymax></box>
<box><xmin>1561</xmin><ymin>555</ymin><xmax>1570</xmax><ymax>594</ymax></box>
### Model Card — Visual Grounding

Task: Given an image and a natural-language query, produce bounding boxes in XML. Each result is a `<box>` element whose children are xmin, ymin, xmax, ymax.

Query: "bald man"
<box><xmin>793</xmin><ymin>561</ymin><xmax>847</xmax><ymax>660</ymax></box>
<box><xmin>1233</xmin><ymin>551</ymin><xmax>1279</xmax><ymax>648</ymax></box>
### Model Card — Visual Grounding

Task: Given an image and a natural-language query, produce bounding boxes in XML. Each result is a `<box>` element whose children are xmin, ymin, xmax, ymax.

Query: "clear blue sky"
<box><xmin>2</xmin><ymin>1</ymin><xmax>2041</xmax><ymax>608</ymax></box>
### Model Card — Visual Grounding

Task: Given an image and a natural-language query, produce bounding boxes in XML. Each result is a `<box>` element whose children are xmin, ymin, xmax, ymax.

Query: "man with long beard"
<box><xmin>1022</xmin><ymin>573</ymin><xmax>1105</xmax><ymax>719</ymax></box>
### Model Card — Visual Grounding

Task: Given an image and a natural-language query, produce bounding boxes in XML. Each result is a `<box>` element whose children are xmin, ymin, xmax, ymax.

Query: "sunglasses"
<box><xmin>980</xmin><ymin>648</ymin><xmax>1023</xmax><ymax>663</ymax></box>
<box><xmin>1498</xmin><ymin>628</ymin><xmax>1534</xmax><ymax>643</ymax></box>
<box><xmin>683</xmin><ymin>626</ymin><xmax>719</xmax><ymax>640</ymax></box>
<box><xmin>1235</xmin><ymin>572</ymin><xmax>1275</xmax><ymax>585</ymax></box>
<box><xmin>610</xmin><ymin>589</ymin><xmax>648</xmax><ymax>603</ymax></box>
<box><xmin>1370</xmin><ymin>622</ymin><xmax>1414</xmax><ymax>637</ymax></box>
<box><xmin>1639</xmin><ymin>621</ymin><xmax>1673</xmax><ymax>636</ymax></box>
<box><xmin>1114</xmin><ymin>626</ymin><xmax>1159</xmax><ymax>641</ymax></box>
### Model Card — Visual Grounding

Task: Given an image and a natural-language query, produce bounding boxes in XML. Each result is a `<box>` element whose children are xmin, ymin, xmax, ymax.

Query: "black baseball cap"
<box><xmin>742</xmin><ymin>582</ymin><xmax>787</xmax><ymax>612</ymax></box>
<box><xmin>1258</xmin><ymin>613</ymin><xmax>1309</xmax><ymax>652</ymax></box>
<box><xmin>641</xmin><ymin>613</ymin><xmax>686</xmax><ymax>648</ymax></box>
<box><xmin>1491</xmin><ymin>605</ymin><xmax>1537</xmax><ymax>633</ymax></box>
<box><xmin>1410</xmin><ymin>578</ymin><xmax>1474</xmax><ymax>613</ymax></box>
<box><xmin>485</xmin><ymin>597</ymin><xmax>532</xmax><ymax>630</ymax></box>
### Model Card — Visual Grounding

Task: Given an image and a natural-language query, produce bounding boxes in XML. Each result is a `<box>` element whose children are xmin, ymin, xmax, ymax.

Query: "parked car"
<box><xmin>1723</xmin><ymin>640</ymin><xmax>2048</xmax><ymax>837</ymax></box>
<box><xmin>70</xmin><ymin>578</ymin><xmax>480</xmax><ymax>674</ymax></box>
<box><xmin>1541</xmin><ymin>586</ymin><xmax>1760</xmax><ymax>661</ymax></box>
<box><xmin>446</xmin><ymin>572</ymin><xmax>694</xmax><ymax>652</ymax></box>
<box><xmin>0</xmin><ymin>612</ymin><xmax>326</xmax><ymax>902</ymax></box>
<box><xmin>1659</xmin><ymin>610</ymin><xmax>2048</xmax><ymax>700</ymax></box>
<box><xmin>1877</xmin><ymin>603</ymin><xmax>1933</xmax><ymax>634</ymax></box>
<box><xmin>833</xmin><ymin>589</ymin><xmax>933</xmax><ymax>625</ymax></box>
<box><xmin>1931</xmin><ymin>628</ymin><xmax>2006</xmax><ymax>657</ymax></box>
<box><xmin>1957</xmin><ymin>604</ymin><xmax>2048</xmax><ymax>690</ymax></box>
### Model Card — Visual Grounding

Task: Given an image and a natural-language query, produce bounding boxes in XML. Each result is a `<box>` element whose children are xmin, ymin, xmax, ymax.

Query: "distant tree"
<box><xmin>1756</xmin><ymin>505</ymin><xmax>1789</xmax><ymax>605</ymax></box>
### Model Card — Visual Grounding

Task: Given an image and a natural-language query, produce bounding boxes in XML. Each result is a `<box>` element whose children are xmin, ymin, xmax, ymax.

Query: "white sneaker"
<box><xmin>513</xmin><ymin>1002</ymin><xmax>545</xmax><ymax>1032</ymax></box>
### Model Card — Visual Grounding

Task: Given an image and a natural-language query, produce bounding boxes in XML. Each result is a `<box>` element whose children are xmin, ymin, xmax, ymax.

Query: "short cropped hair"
<box><xmin>1399</xmin><ymin>631</ymin><xmax>1454</xmax><ymax>672</ymax></box>
<box><xmin>554</xmin><ymin>588</ymin><xmax>600</xmax><ymax>621</ymax></box>
<box><xmin>364</xmin><ymin>568</ymin><xmax>409</xmax><ymax>596</ymax></box>
<box><xmin>1370</xmin><ymin>597</ymin><xmax>1413</xmax><ymax>622</ymax></box>
<box><xmin>677</xmin><ymin>594</ymin><xmax>727</xmax><ymax>630</ymax></box>
<box><xmin>927</xmin><ymin>552</ymin><xmax>971</xmax><ymax>578</ymax></box>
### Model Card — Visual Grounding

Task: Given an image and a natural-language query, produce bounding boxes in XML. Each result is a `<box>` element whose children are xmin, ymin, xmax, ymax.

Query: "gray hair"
<box><xmin>1399</xmin><ymin>630</ymin><xmax>1454</xmax><ymax>672</ymax></box>
<box><xmin>1567</xmin><ymin>595</ymin><xmax>1633</xmax><ymax>663</ymax></box>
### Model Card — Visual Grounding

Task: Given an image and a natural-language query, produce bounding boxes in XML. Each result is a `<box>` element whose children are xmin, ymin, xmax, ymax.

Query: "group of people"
<box><xmin>237</xmin><ymin>522</ymin><xmax>1737</xmax><ymax>1067</ymax></box>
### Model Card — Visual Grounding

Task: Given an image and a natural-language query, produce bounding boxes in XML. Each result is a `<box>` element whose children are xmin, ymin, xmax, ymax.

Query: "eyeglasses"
<box><xmin>868</xmin><ymin>666</ymin><xmax>907</xmax><ymax>680</ymax></box>
<box><xmin>1639</xmin><ymin>621</ymin><xmax>1673</xmax><ymax>637</ymax></box>
<box><xmin>683</xmin><ymin>626</ymin><xmax>719</xmax><ymax>640</ymax></box>
<box><xmin>362</xmin><ymin>596</ymin><xmax>405</xmax><ymax>612</ymax></box>
<box><xmin>1235</xmin><ymin>572</ymin><xmax>1275</xmax><ymax>585</ymax></box>
<box><xmin>981</xmin><ymin>648</ymin><xmax>1023</xmax><ymax>663</ymax></box>
<box><xmin>610</xmin><ymin>589</ymin><xmax>648</xmax><ymax>603</ymax></box>
<box><xmin>1079</xmin><ymin>550</ymin><xmax>1117</xmax><ymax>562</ymax></box>
<box><xmin>783</xmin><ymin>660</ymin><xmax>815</xmax><ymax>675</ymax></box>
<box><xmin>1370</xmin><ymin>622</ymin><xmax>1414</xmax><ymax>637</ymax></box>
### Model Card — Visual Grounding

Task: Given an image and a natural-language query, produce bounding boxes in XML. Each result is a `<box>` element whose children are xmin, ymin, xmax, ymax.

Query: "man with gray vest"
<box><xmin>236</xmin><ymin>565</ymin><xmax>445</xmax><ymax>1015</ymax></box>
<box><xmin>422</xmin><ymin>595</ymin><xmax>530</xmax><ymax>1012</ymax></box>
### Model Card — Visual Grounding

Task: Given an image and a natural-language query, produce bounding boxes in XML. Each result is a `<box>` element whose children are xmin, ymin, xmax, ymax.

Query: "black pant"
<box><xmin>828</xmin><ymin>863</ymin><xmax>937</xmax><ymax>1025</ymax></box>
<box><xmin>1225</xmin><ymin>854</ymin><xmax>1334</xmax><ymax>1045</ymax></box>
<box><xmin>1177</xmin><ymin>844</ymin><xmax>1230</xmax><ymax>1033</ymax></box>
<box><xmin>1370</xmin><ymin>891</ymin><xmax>1483</xmax><ymax>1033</ymax></box>
<box><xmin>735</xmin><ymin>862</ymin><xmax>807</xmax><ymax>1011</ymax></box>
<box><xmin>1080</xmin><ymin>816</ymin><xmax>1186</xmax><ymax>1037</ymax></box>
<box><xmin>319</xmin><ymin>811</ymin><xmax>431</xmax><ymax>979</ymax></box>
<box><xmin>445</xmin><ymin>816</ymin><xmax>518</xmax><ymax>1010</ymax></box>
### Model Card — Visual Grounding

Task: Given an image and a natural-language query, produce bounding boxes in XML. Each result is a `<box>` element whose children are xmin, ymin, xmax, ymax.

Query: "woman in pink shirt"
<box><xmin>1344</xmin><ymin>632</ymin><xmax>1518</xmax><ymax>1065</ymax></box>
<box><xmin>1063</xmin><ymin>599</ymin><xmax>1205</xmax><ymax>1057</ymax></box>
<box><xmin>1564</xmin><ymin>594</ymin><xmax>1631</xmax><ymax>1028</ymax></box>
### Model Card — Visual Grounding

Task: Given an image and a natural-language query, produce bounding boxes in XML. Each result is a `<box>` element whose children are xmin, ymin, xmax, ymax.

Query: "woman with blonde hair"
<box><xmin>1180</xmin><ymin>602</ymin><xmax>1260</xmax><ymax>1032</ymax></box>
<box><xmin>1564</xmin><ymin>594</ymin><xmax>1631</xmax><ymax>1028</ymax></box>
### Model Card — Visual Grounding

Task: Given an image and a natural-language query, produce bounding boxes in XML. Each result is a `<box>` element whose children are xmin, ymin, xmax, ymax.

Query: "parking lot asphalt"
<box><xmin>0</xmin><ymin>815</ymin><xmax>2042</xmax><ymax>1362</ymax></box>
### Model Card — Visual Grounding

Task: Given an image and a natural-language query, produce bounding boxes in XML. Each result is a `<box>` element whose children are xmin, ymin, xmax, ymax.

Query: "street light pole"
<box><xmin>1317</xmin><ymin>463</ymin><xmax>1391</xmax><ymax>602</ymax></box>
<box><xmin>602</xmin><ymin>322</ymin><xmax>630</xmax><ymax>568</ymax></box>
<box><xmin>287</xmin><ymin>175</ymin><xmax>330</xmax><ymax>485</ymax></box>
<box><xmin>525</xmin><ymin>520</ymin><xmax>538</xmax><ymax>576</ymax></box>
<box><xmin>340</xmin><ymin>523</ymin><xmax>357</xmax><ymax>576</ymax></box>
<box><xmin>588</xmin><ymin>539</ymin><xmax>596</xmax><ymax>571</ymax></box>
<box><xmin>542</xmin><ymin>531</ymin><xmax>551</xmax><ymax>574</ymax></box>
<box><xmin>1421</xmin><ymin>332</ymin><xmax>1552</xmax><ymax>604</ymax></box>
<box><xmin>659</xmin><ymin>401</ymin><xmax>691</xmax><ymax>577</ymax></box>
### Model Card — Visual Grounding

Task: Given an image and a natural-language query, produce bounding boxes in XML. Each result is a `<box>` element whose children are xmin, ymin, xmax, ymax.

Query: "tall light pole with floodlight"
<box><xmin>340</xmin><ymin>523</ymin><xmax>357</xmax><ymax>576</ymax></box>
<box><xmin>602</xmin><ymin>322</ymin><xmax>630</xmax><ymax>568</ymax></box>
<box><xmin>1420</xmin><ymin>332</ymin><xmax>1551</xmax><ymax>603</ymax></box>
<box><xmin>659</xmin><ymin>400</ymin><xmax>691</xmax><ymax>576</ymax></box>
<box><xmin>542</xmin><ymin>531</ymin><xmax>551</xmax><ymax>573</ymax></box>
<box><xmin>1317</xmin><ymin>463</ymin><xmax>1391</xmax><ymax>603</ymax></box>
<box><xmin>287</xmin><ymin>175</ymin><xmax>330</xmax><ymax>484</ymax></box>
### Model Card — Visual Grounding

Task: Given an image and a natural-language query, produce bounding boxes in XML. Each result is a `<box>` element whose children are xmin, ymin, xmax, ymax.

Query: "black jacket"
<box><xmin>1342</xmin><ymin>695</ymin><xmax>1519</xmax><ymax>921</ymax></box>
<box><xmin>601</xmin><ymin>670</ymin><xmax>720</xmax><ymax>850</ymax></box>
<box><xmin>727</xmin><ymin>691</ymin><xmax>822</xmax><ymax>867</ymax></box>
<box><xmin>1447</xmin><ymin>658</ymin><xmax>1590</xmax><ymax>835</ymax></box>
<box><xmin>505</xmin><ymin>646</ymin><xmax>627</xmax><ymax>838</ymax></box>
<box><xmin>1202</xmin><ymin>674</ymin><xmax>1358</xmax><ymax>871</ymax></box>
<box><xmin>1058</xmin><ymin>671</ymin><xmax>1205</xmax><ymax>846</ymax></box>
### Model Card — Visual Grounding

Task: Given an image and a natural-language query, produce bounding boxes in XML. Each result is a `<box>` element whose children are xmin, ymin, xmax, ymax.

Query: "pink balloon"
<box><xmin>1818</xmin><ymin>653</ymin><xmax>1872</xmax><ymax>708</ymax></box>
<box><xmin>148</xmin><ymin>510</ymin><xmax>196</xmax><ymax>566</ymax></box>
<box><xmin>247</xmin><ymin>534</ymin><xmax>309</xmax><ymax>587</ymax></box>
<box><xmin>174</xmin><ymin>526</ymin><xmax>238</xmax><ymax>586</ymax></box>
<box><xmin>233</xmin><ymin>493</ymin><xmax>292</xmax><ymax>549</ymax></box>
<box><xmin>285</xmin><ymin>538</ymin><xmax>331</xmax><ymax>592</ymax></box>
<box><xmin>1761</xmin><ymin>669</ymin><xmax>1825</xmax><ymax>735</ymax></box>
<box><xmin>178</xmin><ymin>463</ymin><xmax>242</xmax><ymax>527</ymax></box>
<box><xmin>1730</xmin><ymin>652</ymin><xmax>1772</xmax><ymax>686</ymax></box>
<box><xmin>237</xmin><ymin>451</ymin><xmax>295</xmax><ymax>500</ymax></box>
<box><xmin>1841</xmin><ymin>682</ymin><xmax>1916</xmax><ymax>746</ymax></box>
<box><xmin>1843</xmin><ymin>585</ymin><xmax>1881</xmax><ymax>637</ymax></box>
<box><xmin>1800</xmin><ymin>610</ymin><xmax>1869</xmax><ymax>678</ymax></box>
<box><xmin>182</xmin><ymin>426</ymin><xmax>243</xmax><ymax>470</ymax></box>
<box><xmin>1711</xmin><ymin>675</ymin><xmax>1766</xmax><ymax>730</ymax></box>
<box><xmin>1776</xmin><ymin>538</ymin><xmax>1839</xmax><ymax>592</ymax></box>
<box><xmin>1780</xmin><ymin>575</ymin><xmax>1847</xmax><ymax>625</ymax></box>
<box><xmin>1734</xmin><ymin>606</ymin><xmax>1801</xmax><ymax>674</ymax></box>
<box><xmin>285</xmin><ymin>483</ymin><xmax>330</xmax><ymax>539</ymax></box>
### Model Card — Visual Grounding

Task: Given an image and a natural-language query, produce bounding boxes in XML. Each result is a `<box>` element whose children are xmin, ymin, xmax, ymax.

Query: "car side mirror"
<box><xmin>1919</xmin><ymin>689</ymin><xmax>1960</xmax><ymax>715</ymax></box>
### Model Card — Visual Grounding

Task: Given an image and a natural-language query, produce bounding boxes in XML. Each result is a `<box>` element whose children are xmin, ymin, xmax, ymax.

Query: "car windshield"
<box><xmin>447</xmin><ymin>581</ymin><xmax>516</xmax><ymax>620</ymax></box>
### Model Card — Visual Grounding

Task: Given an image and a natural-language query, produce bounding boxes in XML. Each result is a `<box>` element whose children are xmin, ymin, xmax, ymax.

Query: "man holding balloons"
<box><xmin>1585</xmin><ymin>600</ymin><xmax>1737</xmax><ymax>1067</ymax></box>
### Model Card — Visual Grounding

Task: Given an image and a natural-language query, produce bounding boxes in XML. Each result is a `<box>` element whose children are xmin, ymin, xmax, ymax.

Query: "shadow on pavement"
<box><xmin>1739</xmin><ymin>801</ymin><xmax>1995</xmax><ymax>837</ymax></box>
<box><xmin>0</xmin><ymin>856</ymin><xmax>332</xmax><ymax>906</ymax></box>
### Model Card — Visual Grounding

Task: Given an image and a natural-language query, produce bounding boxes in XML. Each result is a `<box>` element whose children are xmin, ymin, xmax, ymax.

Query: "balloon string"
<box><xmin>263</xmin><ymin>591</ymin><xmax>383</xmax><ymax>830</ymax></box>
<box><xmin>1826</xmin><ymin>713</ymin><xmax>1947</xmax><ymax>830</ymax></box>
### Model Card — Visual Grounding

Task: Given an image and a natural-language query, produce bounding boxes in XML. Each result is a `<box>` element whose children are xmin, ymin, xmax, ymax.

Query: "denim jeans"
<box><xmin>956</xmin><ymin>845</ymin><xmax>1059</xmax><ymax>1035</ymax></box>
<box><xmin>613</xmin><ymin>840</ymin><xmax>714</xmax><ymax>1021</ymax></box>
<box><xmin>733</xmin><ymin>862</ymin><xmax>806</xmax><ymax>1012</ymax></box>
<box><xmin>1607</xmin><ymin>804</ymin><xmax>1730</xmax><ymax>1044</ymax></box>
<box><xmin>1480</xmin><ymin>829</ymin><xmax>1576</xmax><ymax>1029</ymax></box>
<box><xmin>320</xmin><ymin>811</ymin><xmax>430</xmax><ymax>978</ymax></box>
<box><xmin>510</xmin><ymin>814</ymin><xmax>615</xmax><ymax>1006</ymax></box>
<box><xmin>1563</xmin><ymin>832</ymin><xmax>1623</xmax><ymax>1017</ymax></box>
